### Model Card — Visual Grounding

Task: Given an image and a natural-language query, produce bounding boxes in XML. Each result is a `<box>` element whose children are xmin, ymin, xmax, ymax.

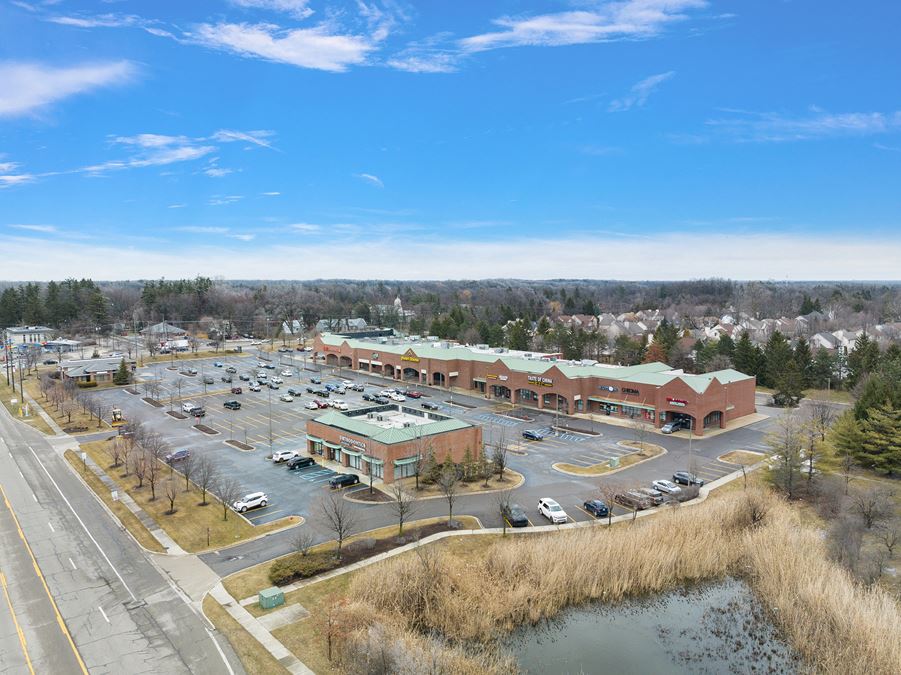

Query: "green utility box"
<box><xmin>259</xmin><ymin>587</ymin><xmax>285</xmax><ymax>610</ymax></box>
<box><xmin>608</xmin><ymin>457</ymin><xmax>620</xmax><ymax>469</ymax></box>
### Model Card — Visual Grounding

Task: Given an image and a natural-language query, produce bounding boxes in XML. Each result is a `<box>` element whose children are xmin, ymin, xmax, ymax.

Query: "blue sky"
<box><xmin>2</xmin><ymin>0</ymin><xmax>900</xmax><ymax>280</ymax></box>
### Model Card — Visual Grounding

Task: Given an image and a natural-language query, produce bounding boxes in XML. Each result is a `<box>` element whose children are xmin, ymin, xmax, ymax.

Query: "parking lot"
<box><xmin>88</xmin><ymin>351</ymin><xmax>766</xmax><ymax>528</ymax></box>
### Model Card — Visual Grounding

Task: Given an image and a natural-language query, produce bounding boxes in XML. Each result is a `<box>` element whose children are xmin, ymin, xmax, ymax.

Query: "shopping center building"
<box><xmin>314</xmin><ymin>334</ymin><xmax>757</xmax><ymax>436</ymax></box>
<box><xmin>305</xmin><ymin>403</ymin><xmax>482</xmax><ymax>484</ymax></box>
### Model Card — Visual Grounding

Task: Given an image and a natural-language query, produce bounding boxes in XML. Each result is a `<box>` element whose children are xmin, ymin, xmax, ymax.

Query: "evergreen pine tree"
<box><xmin>793</xmin><ymin>336</ymin><xmax>813</xmax><ymax>388</ymax></box>
<box><xmin>860</xmin><ymin>405</ymin><xmax>901</xmax><ymax>474</ymax></box>
<box><xmin>763</xmin><ymin>331</ymin><xmax>793</xmax><ymax>389</ymax></box>
<box><xmin>112</xmin><ymin>358</ymin><xmax>130</xmax><ymax>385</ymax></box>
<box><xmin>733</xmin><ymin>331</ymin><xmax>758</xmax><ymax>376</ymax></box>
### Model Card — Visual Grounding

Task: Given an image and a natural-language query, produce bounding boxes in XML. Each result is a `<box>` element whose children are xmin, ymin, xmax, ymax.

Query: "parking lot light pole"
<box><xmin>267</xmin><ymin>384</ymin><xmax>274</xmax><ymax>455</ymax></box>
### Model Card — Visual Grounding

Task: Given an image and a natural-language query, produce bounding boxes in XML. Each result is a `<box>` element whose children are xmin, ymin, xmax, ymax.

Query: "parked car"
<box><xmin>191</xmin><ymin>407</ymin><xmax>206</xmax><ymax>418</ymax></box>
<box><xmin>583</xmin><ymin>499</ymin><xmax>609</xmax><ymax>518</ymax></box>
<box><xmin>202</xmin><ymin>375</ymin><xmax>214</xmax><ymax>384</ymax></box>
<box><xmin>316</xmin><ymin>389</ymin><xmax>330</xmax><ymax>398</ymax></box>
<box><xmin>362</xmin><ymin>393</ymin><xmax>376</xmax><ymax>401</ymax></box>
<box><xmin>239</xmin><ymin>373</ymin><xmax>250</xmax><ymax>381</ymax></box>
<box><xmin>351</xmin><ymin>383</ymin><xmax>365</xmax><ymax>392</ymax></box>
<box><xmin>373</xmin><ymin>395</ymin><xmax>390</xmax><ymax>405</ymax></box>
<box><xmin>660</xmin><ymin>421</ymin><xmax>682</xmax><ymax>434</ymax></box>
<box><xmin>279</xmin><ymin>393</ymin><xmax>294</xmax><ymax>402</ymax></box>
<box><xmin>315</xmin><ymin>399</ymin><xmax>329</xmax><ymax>408</ymax></box>
<box><xmin>287</xmin><ymin>387</ymin><xmax>302</xmax><ymax>396</ymax></box>
<box><xmin>233</xmin><ymin>492</ymin><xmax>268</xmax><ymax>512</ymax></box>
<box><xmin>272</xmin><ymin>449</ymin><xmax>298</xmax><ymax>463</ymax></box>
<box><xmin>334</xmin><ymin>386</ymin><xmax>346</xmax><ymax>395</ymax></box>
<box><xmin>257</xmin><ymin>361</ymin><xmax>268</xmax><ymax>368</ymax></box>
<box><xmin>42</xmin><ymin>358</ymin><xmax>59</xmax><ymax>365</ymax></box>
<box><xmin>278</xmin><ymin>347</ymin><xmax>292</xmax><ymax>353</ymax></box>
<box><xmin>325</xmin><ymin>383</ymin><xmax>337</xmax><ymax>392</ymax></box>
<box><xmin>221</xmin><ymin>375</ymin><xmax>233</xmax><ymax>383</ymax></box>
<box><xmin>329</xmin><ymin>473</ymin><xmax>360</xmax><ymax>489</ymax></box>
<box><xmin>614</xmin><ymin>491</ymin><xmax>653</xmax><ymax>510</ymax></box>
<box><xmin>636</xmin><ymin>487</ymin><xmax>666</xmax><ymax>506</ymax></box>
<box><xmin>522</xmin><ymin>429</ymin><xmax>544</xmax><ymax>441</ymax></box>
<box><xmin>311</xmin><ymin>377</ymin><xmax>321</xmax><ymax>384</ymax></box>
<box><xmin>405</xmin><ymin>390</ymin><xmax>422</xmax><ymax>399</ymax></box>
<box><xmin>389</xmin><ymin>392</ymin><xmax>406</xmax><ymax>402</ymax></box>
<box><xmin>256</xmin><ymin>371</ymin><xmax>268</xmax><ymax>379</ymax></box>
<box><xmin>213</xmin><ymin>361</ymin><xmax>224</xmax><ymax>367</ymax></box>
<box><xmin>264</xmin><ymin>364</ymin><xmax>276</xmax><ymax>370</ymax></box>
<box><xmin>502</xmin><ymin>503</ymin><xmax>529</xmax><ymax>528</ymax></box>
<box><xmin>672</xmin><ymin>471</ymin><xmax>705</xmax><ymax>487</ymax></box>
<box><xmin>225</xmin><ymin>366</ymin><xmax>237</xmax><ymax>373</ymax></box>
<box><xmin>341</xmin><ymin>379</ymin><xmax>353</xmax><ymax>387</ymax></box>
<box><xmin>304</xmin><ymin>400</ymin><xmax>319</xmax><ymax>410</ymax></box>
<box><xmin>421</xmin><ymin>401</ymin><xmax>440</xmax><ymax>411</ymax></box>
<box><xmin>182</xmin><ymin>402</ymin><xmax>197</xmax><ymax>413</ymax></box>
<box><xmin>268</xmin><ymin>382</ymin><xmax>279</xmax><ymax>390</ymax></box>
<box><xmin>287</xmin><ymin>456</ymin><xmax>315</xmax><ymax>469</ymax></box>
<box><xmin>538</xmin><ymin>498</ymin><xmax>568</xmax><ymax>524</ymax></box>
<box><xmin>281</xmin><ymin>369</ymin><xmax>293</xmax><ymax>377</ymax></box>
<box><xmin>652</xmin><ymin>479</ymin><xmax>683</xmax><ymax>495</ymax></box>
<box><xmin>249</xmin><ymin>383</ymin><xmax>261</xmax><ymax>392</ymax></box>
<box><xmin>331</xmin><ymin>400</ymin><xmax>348</xmax><ymax>410</ymax></box>
<box><xmin>165</xmin><ymin>448</ymin><xmax>190</xmax><ymax>464</ymax></box>
<box><xmin>188</xmin><ymin>368</ymin><xmax>198</xmax><ymax>375</ymax></box>
<box><xmin>271</xmin><ymin>376</ymin><xmax>283</xmax><ymax>384</ymax></box>
<box><xmin>223</xmin><ymin>399</ymin><xmax>241</xmax><ymax>410</ymax></box>
<box><xmin>230</xmin><ymin>386</ymin><xmax>243</xmax><ymax>394</ymax></box>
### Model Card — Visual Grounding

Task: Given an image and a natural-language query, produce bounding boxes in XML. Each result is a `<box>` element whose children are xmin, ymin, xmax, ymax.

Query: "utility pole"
<box><xmin>267</xmin><ymin>383</ymin><xmax>273</xmax><ymax>455</ymax></box>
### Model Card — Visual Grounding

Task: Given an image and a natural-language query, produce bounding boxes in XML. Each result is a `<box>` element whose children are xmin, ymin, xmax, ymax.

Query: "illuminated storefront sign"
<box><xmin>622</xmin><ymin>387</ymin><xmax>640</xmax><ymax>396</ymax></box>
<box><xmin>667</xmin><ymin>397</ymin><xmax>688</xmax><ymax>407</ymax></box>
<box><xmin>528</xmin><ymin>375</ymin><xmax>554</xmax><ymax>387</ymax></box>
<box><xmin>487</xmin><ymin>374</ymin><xmax>508</xmax><ymax>381</ymax></box>
<box><xmin>401</xmin><ymin>349</ymin><xmax>420</xmax><ymax>363</ymax></box>
<box><xmin>598</xmin><ymin>385</ymin><xmax>617</xmax><ymax>392</ymax></box>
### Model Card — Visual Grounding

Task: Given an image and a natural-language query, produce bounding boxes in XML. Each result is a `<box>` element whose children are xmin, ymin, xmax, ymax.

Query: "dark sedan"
<box><xmin>583</xmin><ymin>499</ymin><xmax>610</xmax><ymax>518</ymax></box>
<box><xmin>329</xmin><ymin>473</ymin><xmax>360</xmax><ymax>489</ymax></box>
<box><xmin>502</xmin><ymin>503</ymin><xmax>529</xmax><ymax>528</ymax></box>
<box><xmin>672</xmin><ymin>471</ymin><xmax>705</xmax><ymax>487</ymax></box>
<box><xmin>522</xmin><ymin>429</ymin><xmax>544</xmax><ymax>441</ymax></box>
<box><xmin>421</xmin><ymin>401</ymin><xmax>439</xmax><ymax>410</ymax></box>
<box><xmin>286</xmin><ymin>456</ymin><xmax>316</xmax><ymax>470</ymax></box>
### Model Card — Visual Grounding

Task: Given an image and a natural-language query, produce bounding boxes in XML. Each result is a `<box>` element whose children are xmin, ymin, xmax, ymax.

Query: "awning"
<box><xmin>324</xmin><ymin>441</ymin><xmax>342</xmax><ymax>450</ymax></box>
<box><xmin>588</xmin><ymin>396</ymin><xmax>655</xmax><ymax>411</ymax></box>
<box><xmin>393</xmin><ymin>456</ymin><xmax>419</xmax><ymax>466</ymax></box>
<box><xmin>341</xmin><ymin>448</ymin><xmax>361</xmax><ymax>457</ymax></box>
<box><xmin>362</xmin><ymin>454</ymin><xmax>384</xmax><ymax>466</ymax></box>
<box><xmin>472</xmin><ymin>377</ymin><xmax>486</xmax><ymax>383</ymax></box>
<box><xmin>305</xmin><ymin>435</ymin><xmax>323</xmax><ymax>443</ymax></box>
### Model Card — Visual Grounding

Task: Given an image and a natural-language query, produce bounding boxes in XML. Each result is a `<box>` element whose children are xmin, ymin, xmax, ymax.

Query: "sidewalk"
<box><xmin>81</xmin><ymin>452</ymin><xmax>188</xmax><ymax>554</ymax></box>
<box><xmin>21</xmin><ymin>389</ymin><xmax>66</xmax><ymax>436</ymax></box>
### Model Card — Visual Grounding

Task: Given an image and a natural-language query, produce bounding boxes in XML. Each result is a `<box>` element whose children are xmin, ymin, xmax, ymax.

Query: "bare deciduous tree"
<box><xmin>437</xmin><ymin>465</ymin><xmax>459</xmax><ymax>526</ymax></box>
<box><xmin>142</xmin><ymin>432</ymin><xmax>169</xmax><ymax>501</ymax></box>
<box><xmin>132</xmin><ymin>451</ymin><xmax>147</xmax><ymax>488</ymax></box>
<box><xmin>807</xmin><ymin>400</ymin><xmax>837</xmax><ymax>442</ymax></box>
<box><xmin>317</xmin><ymin>491</ymin><xmax>358</xmax><ymax>557</ymax></box>
<box><xmin>767</xmin><ymin>411</ymin><xmax>804</xmax><ymax>499</ymax></box>
<box><xmin>879</xmin><ymin>523</ymin><xmax>899</xmax><ymax>556</ymax></box>
<box><xmin>629</xmin><ymin>415</ymin><xmax>650</xmax><ymax>451</ymax></box>
<box><xmin>389</xmin><ymin>482</ymin><xmax>418</xmax><ymax>536</ymax></box>
<box><xmin>495</xmin><ymin>489</ymin><xmax>513</xmax><ymax>535</ymax></box>
<box><xmin>164</xmin><ymin>478</ymin><xmax>178</xmax><ymax>515</ymax></box>
<box><xmin>850</xmin><ymin>488</ymin><xmax>894</xmax><ymax>530</ymax></box>
<box><xmin>179</xmin><ymin>452</ymin><xmax>197</xmax><ymax>491</ymax></box>
<box><xmin>106</xmin><ymin>438</ymin><xmax>123</xmax><ymax>468</ymax></box>
<box><xmin>292</xmin><ymin>529</ymin><xmax>315</xmax><ymax>556</ymax></box>
<box><xmin>597</xmin><ymin>483</ymin><xmax>619</xmax><ymax>526</ymax></box>
<box><xmin>491</xmin><ymin>433</ymin><xmax>509</xmax><ymax>482</ymax></box>
<box><xmin>215</xmin><ymin>476</ymin><xmax>243</xmax><ymax>521</ymax></box>
<box><xmin>195</xmin><ymin>454</ymin><xmax>217</xmax><ymax>505</ymax></box>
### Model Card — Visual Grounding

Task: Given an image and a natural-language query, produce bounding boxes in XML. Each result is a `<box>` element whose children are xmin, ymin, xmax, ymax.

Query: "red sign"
<box><xmin>667</xmin><ymin>397</ymin><xmax>688</xmax><ymax>407</ymax></box>
<box><xmin>322</xmin><ymin>346</ymin><xmax>339</xmax><ymax>353</ymax></box>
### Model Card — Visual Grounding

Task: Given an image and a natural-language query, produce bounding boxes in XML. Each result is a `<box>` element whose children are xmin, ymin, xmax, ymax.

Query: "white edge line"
<box><xmin>27</xmin><ymin>447</ymin><xmax>138</xmax><ymax>602</ymax></box>
<box><xmin>48</xmin><ymin>521</ymin><xmax>55</xmax><ymax>533</ymax></box>
<box><xmin>68</xmin><ymin>557</ymin><xmax>77</xmax><ymax>570</ymax></box>
<box><xmin>98</xmin><ymin>606</ymin><xmax>110</xmax><ymax>623</ymax></box>
<box><xmin>206</xmin><ymin>627</ymin><xmax>236</xmax><ymax>675</ymax></box>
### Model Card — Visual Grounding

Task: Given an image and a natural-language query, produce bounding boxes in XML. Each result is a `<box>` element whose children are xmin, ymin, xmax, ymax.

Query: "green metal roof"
<box><xmin>310</xmin><ymin>409</ymin><xmax>472</xmax><ymax>445</ymax></box>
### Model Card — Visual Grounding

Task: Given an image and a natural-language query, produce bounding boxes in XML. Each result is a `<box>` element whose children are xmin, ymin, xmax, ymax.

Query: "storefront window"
<box><xmin>310</xmin><ymin>441</ymin><xmax>323</xmax><ymax>456</ymax></box>
<box><xmin>347</xmin><ymin>454</ymin><xmax>361</xmax><ymax>469</ymax></box>
<box><xmin>394</xmin><ymin>458</ymin><xmax>418</xmax><ymax>479</ymax></box>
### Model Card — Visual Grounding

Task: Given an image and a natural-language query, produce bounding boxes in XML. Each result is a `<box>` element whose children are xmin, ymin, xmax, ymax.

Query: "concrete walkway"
<box><xmin>81</xmin><ymin>452</ymin><xmax>188</xmax><ymax>554</ymax></box>
<box><xmin>21</xmin><ymin>389</ymin><xmax>67</xmax><ymax>435</ymax></box>
<box><xmin>210</xmin><ymin>583</ymin><xmax>314</xmax><ymax>675</ymax></box>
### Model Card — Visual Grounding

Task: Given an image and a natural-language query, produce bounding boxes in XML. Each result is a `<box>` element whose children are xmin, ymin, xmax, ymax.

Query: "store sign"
<box><xmin>371</xmin><ymin>352</ymin><xmax>379</xmax><ymax>360</ymax></box>
<box><xmin>401</xmin><ymin>349</ymin><xmax>420</xmax><ymax>363</ymax></box>
<box><xmin>622</xmin><ymin>387</ymin><xmax>641</xmax><ymax>396</ymax></box>
<box><xmin>339</xmin><ymin>435</ymin><xmax>366</xmax><ymax>451</ymax></box>
<box><xmin>667</xmin><ymin>397</ymin><xmax>688</xmax><ymax>407</ymax></box>
<box><xmin>598</xmin><ymin>385</ymin><xmax>618</xmax><ymax>392</ymax></box>
<box><xmin>322</xmin><ymin>345</ymin><xmax>339</xmax><ymax>353</ymax></box>
<box><xmin>528</xmin><ymin>375</ymin><xmax>554</xmax><ymax>387</ymax></box>
<box><xmin>487</xmin><ymin>374</ymin><xmax>508</xmax><ymax>381</ymax></box>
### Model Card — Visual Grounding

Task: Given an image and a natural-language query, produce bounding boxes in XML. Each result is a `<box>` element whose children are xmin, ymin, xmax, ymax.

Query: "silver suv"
<box><xmin>233</xmin><ymin>492</ymin><xmax>268</xmax><ymax>512</ymax></box>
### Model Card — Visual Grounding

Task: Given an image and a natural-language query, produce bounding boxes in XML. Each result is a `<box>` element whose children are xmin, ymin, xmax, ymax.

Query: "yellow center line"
<box><xmin>0</xmin><ymin>485</ymin><xmax>88</xmax><ymax>675</ymax></box>
<box><xmin>0</xmin><ymin>570</ymin><xmax>35</xmax><ymax>675</ymax></box>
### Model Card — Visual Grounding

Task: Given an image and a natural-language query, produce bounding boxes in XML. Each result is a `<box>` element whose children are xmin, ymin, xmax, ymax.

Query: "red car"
<box><xmin>315</xmin><ymin>399</ymin><xmax>329</xmax><ymax>408</ymax></box>
<box><xmin>230</xmin><ymin>387</ymin><xmax>243</xmax><ymax>394</ymax></box>
<box><xmin>405</xmin><ymin>390</ymin><xmax>422</xmax><ymax>399</ymax></box>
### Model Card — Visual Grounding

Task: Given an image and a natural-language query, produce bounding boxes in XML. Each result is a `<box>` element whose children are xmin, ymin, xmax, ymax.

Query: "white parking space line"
<box><xmin>98</xmin><ymin>606</ymin><xmax>110</xmax><ymax>623</ymax></box>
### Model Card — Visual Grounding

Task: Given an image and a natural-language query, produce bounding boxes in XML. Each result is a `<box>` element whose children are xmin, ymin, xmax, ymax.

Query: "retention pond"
<box><xmin>512</xmin><ymin>578</ymin><xmax>802</xmax><ymax>674</ymax></box>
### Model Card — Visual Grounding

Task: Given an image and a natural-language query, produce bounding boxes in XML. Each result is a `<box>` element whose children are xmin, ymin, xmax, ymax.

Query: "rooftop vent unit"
<box><xmin>377</xmin><ymin>415</ymin><xmax>384</xmax><ymax>422</ymax></box>
<box><xmin>494</xmin><ymin>347</ymin><xmax>506</xmax><ymax>353</ymax></box>
<box><xmin>477</xmin><ymin>344</ymin><xmax>489</xmax><ymax>350</ymax></box>
<box><xmin>403</xmin><ymin>422</ymin><xmax>412</xmax><ymax>428</ymax></box>
<box><xmin>367</xmin><ymin>413</ymin><xmax>374</xmax><ymax>419</ymax></box>
<box><xmin>523</xmin><ymin>353</ymin><xmax>533</xmax><ymax>359</ymax></box>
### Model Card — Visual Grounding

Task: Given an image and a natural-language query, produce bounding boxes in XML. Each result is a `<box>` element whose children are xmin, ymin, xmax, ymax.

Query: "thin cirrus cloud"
<box><xmin>608</xmin><ymin>71</ymin><xmax>675</xmax><ymax>112</ymax></box>
<box><xmin>355</xmin><ymin>172</ymin><xmax>384</xmax><ymax>188</ymax></box>
<box><xmin>705</xmin><ymin>108</ymin><xmax>901</xmax><ymax>143</ymax></box>
<box><xmin>0</xmin><ymin>60</ymin><xmax>136</xmax><ymax>117</ymax></box>
<box><xmin>0</xmin><ymin>161</ymin><xmax>34</xmax><ymax>188</ymax></box>
<box><xmin>8</xmin><ymin>223</ymin><xmax>57</xmax><ymax>233</ymax></box>
<box><xmin>229</xmin><ymin>0</ymin><xmax>314</xmax><ymax>20</ymax></box>
<box><xmin>458</xmin><ymin>1</ymin><xmax>707</xmax><ymax>52</ymax></box>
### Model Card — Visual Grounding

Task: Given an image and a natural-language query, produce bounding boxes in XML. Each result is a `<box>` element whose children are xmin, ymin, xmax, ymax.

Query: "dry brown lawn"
<box><xmin>202</xmin><ymin>595</ymin><xmax>289</xmax><ymax>675</ymax></box>
<box><xmin>0</xmin><ymin>377</ymin><xmax>54</xmax><ymax>435</ymax></box>
<box><xmin>395</xmin><ymin>470</ymin><xmax>524</xmax><ymax>498</ymax></box>
<box><xmin>79</xmin><ymin>440</ymin><xmax>300</xmax><ymax>552</ymax></box>
<box><xmin>719</xmin><ymin>449</ymin><xmax>766</xmax><ymax>466</ymax></box>
<box><xmin>25</xmin><ymin>379</ymin><xmax>109</xmax><ymax>433</ymax></box>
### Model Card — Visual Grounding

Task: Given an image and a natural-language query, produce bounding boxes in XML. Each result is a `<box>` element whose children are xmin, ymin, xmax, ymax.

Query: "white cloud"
<box><xmin>177</xmin><ymin>226</ymin><xmax>229</xmax><ymax>234</ymax></box>
<box><xmin>208</xmin><ymin>195</ymin><xmax>243</xmax><ymax>206</ymax></box>
<box><xmin>706</xmin><ymin>109</ymin><xmax>901</xmax><ymax>142</ymax></box>
<box><xmin>229</xmin><ymin>0</ymin><xmax>313</xmax><ymax>19</ymax></box>
<box><xmin>8</xmin><ymin>223</ymin><xmax>57</xmax><ymax>232</ymax></box>
<box><xmin>168</xmin><ymin>204</ymin><xmax>187</xmax><ymax>209</ymax></box>
<box><xmin>355</xmin><ymin>172</ymin><xmax>384</xmax><ymax>188</ymax></box>
<box><xmin>82</xmin><ymin>143</ymin><xmax>216</xmax><ymax>173</ymax></box>
<box><xmin>226</xmin><ymin>233</ymin><xmax>256</xmax><ymax>241</ymax></box>
<box><xmin>46</xmin><ymin>14</ymin><xmax>143</xmax><ymax>29</ymax></box>
<box><xmin>112</xmin><ymin>133</ymin><xmax>189</xmax><ymax>148</ymax></box>
<box><xmin>0</xmin><ymin>161</ymin><xmax>35</xmax><ymax>188</ymax></box>
<box><xmin>205</xmin><ymin>167</ymin><xmax>234</xmax><ymax>177</ymax></box>
<box><xmin>211</xmin><ymin>129</ymin><xmax>276</xmax><ymax>149</ymax></box>
<box><xmin>189</xmin><ymin>22</ymin><xmax>376</xmax><ymax>72</ymax></box>
<box><xmin>288</xmin><ymin>222</ymin><xmax>322</xmax><ymax>233</ymax></box>
<box><xmin>460</xmin><ymin>1</ymin><xmax>706</xmax><ymax>53</ymax></box>
<box><xmin>3</xmin><ymin>232</ymin><xmax>900</xmax><ymax>281</ymax></box>
<box><xmin>608</xmin><ymin>71</ymin><xmax>674</xmax><ymax>112</ymax></box>
<box><xmin>0</xmin><ymin>61</ymin><xmax>135</xmax><ymax>117</ymax></box>
<box><xmin>261</xmin><ymin>191</ymin><xmax>281</xmax><ymax>196</ymax></box>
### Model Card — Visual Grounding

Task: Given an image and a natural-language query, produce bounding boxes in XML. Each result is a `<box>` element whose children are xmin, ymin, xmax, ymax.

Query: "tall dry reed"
<box><xmin>340</xmin><ymin>490</ymin><xmax>901</xmax><ymax>674</ymax></box>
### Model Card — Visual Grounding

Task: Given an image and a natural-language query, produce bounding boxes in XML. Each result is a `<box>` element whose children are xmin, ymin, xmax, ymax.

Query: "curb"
<box><xmin>552</xmin><ymin>446</ymin><xmax>668</xmax><ymax>478</ymax></box>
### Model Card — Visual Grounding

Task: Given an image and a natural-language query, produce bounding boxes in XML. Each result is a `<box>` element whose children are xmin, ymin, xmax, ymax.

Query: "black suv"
<box><xmin>421</xmin><ymin>401</ymin><xmax>439</xmax><ymax>410</ymax></box>
<box><xmin>373</xmin><ymin>396</ymin><xmax>390</xmax><ymax>405</ymax></box>
<box><xmin>223</xmin><ymin>400</ymin><xmax>241</xmax><ymax>410</ymax></box>
<box><xmin>310</xmin><ymin>376</ymin><xmax>322</xmax><ymax>384</ymax></box>
<box><xmin>362</xmin><ymin>393</ymin><xmax>376</xmax><ymax>401</ymax></box>
<box><xmin>286</xmin><ymin>456</ymin><xmax>316</xmax><ymax>470</ymax></box>
<box><xmin>329</xmin><ymin>473</ymin><xmax>360</xmax><ymax>489</ymax></box>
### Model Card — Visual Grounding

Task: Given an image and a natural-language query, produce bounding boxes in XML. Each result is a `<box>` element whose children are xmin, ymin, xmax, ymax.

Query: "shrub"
<box><xmin>268</xmin><ymin>551</ymin><xmax>338</xmax><ymax>586</ymax></box>
<box><xmin>76</xmin><ymin>381</ymin><xmax>98</xmax><ymax>388</ymax></box>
